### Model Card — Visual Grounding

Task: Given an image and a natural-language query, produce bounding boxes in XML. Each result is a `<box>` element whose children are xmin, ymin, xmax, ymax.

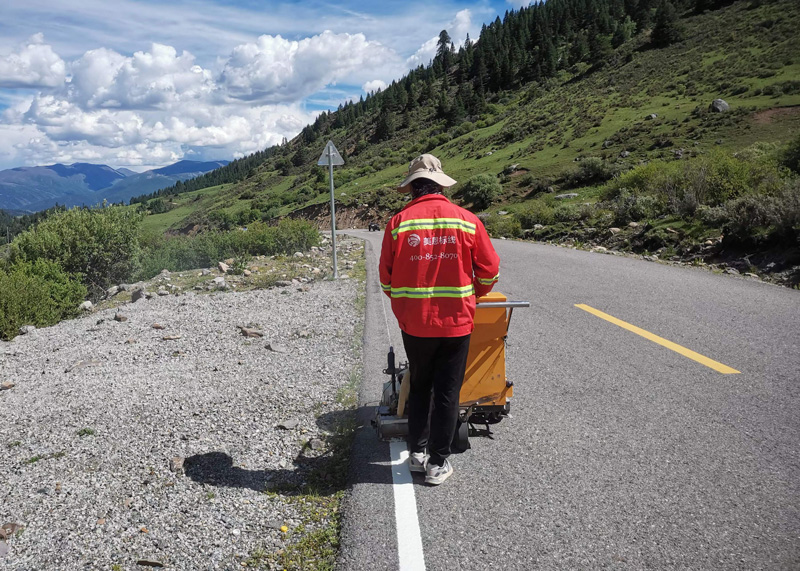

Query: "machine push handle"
<box><xmin>475</xmin><ymin>301</ymin><xmax>530</xmax><ymax>309</ymax></box>
<box><xmin>475</xmin><ymin>300</ymin><xmax>530</xmax><ymax>334</ymax></box>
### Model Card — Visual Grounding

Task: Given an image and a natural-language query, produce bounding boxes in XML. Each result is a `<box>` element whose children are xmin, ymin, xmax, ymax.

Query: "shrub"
<box><xmin>602</xmin><ymin>151</ymin><xmax>784</xmax><ymax>215</ymax></box>
<box><xmin>208</xmin><ymin>210</ymin><xmax>237</xmax><ymax>230</ymax></box>
<box><xmin>9</xmin><ymin>206</ymin><xmax>143</xmax><ymax>298</ymax></box>
<box><xmin>696</xmin><ymin>205</ymin><xmax>727</xmax><ymax>227</ymax></box>
<box><xmin>781</xmin><ymin>133</ymin><xmax>800</xmax><ymax>175</ymax></box>
<box><xmin>719</xmin><ymin>180</ymin><xmax>800</xmax><ymax>245</ymax></box>
<box><xmin>227</xmin><ymin>256</ymin><xmax>251</xmax><ymax>276</ymax></box>
<box><xmin>734</xmin><ymin>142</ymin><xmax>780</xmax><ymax>163</ymax></box>
<box><xmin>609</xmin><ymin>190</ymin><xmax>667</xmax><ymax>224</ymax></box>
<box><xmin>0</xmin><ymin>259</ymin><xmax>86</xmax><ymax>340</ymax></box>
<box><xmin>566</xmin><ymin>157</ymin><xmax>619</xmax><ymax>187</ymax></box>
<box><xmin>136</xmin><ymin>232</ymin><xmax>228</xmax><ymax>278</ymax></box>
<box><xmin>450</xmin><ymin>122</ymin><xmax>475</xmax><ymax>138</ymax></box>
<box><xmin>430</xmin><ymin>133</ymin><xmax>452</xmax><ymax>148</ymax></box>
<box><xmin>697</xmin><ymin>151</ymin><xmax>777</xmax><ymax>206</ymax></box>
<box><xmin>236</xmin><ymin>208</ymin><xmax>261</xmax><ymax>226</ymax></box>
<box><xmin>552</xmin><ymin>204</ymin><xmax>587</xmax><ymax>223</ymax></box>
<box><xmin>136</xmin><ymin>219</ymin><xmax>320</xmax><ymax>280</ymax></box>
<box><xmin>147</xmin><ymin>198</ymin><xmax>171</xmax><ymax>214</ymax></box>
<box><xmin>258</xmin><ymin>219</ymin><xmax>320</xmax><ymax>255</ymax></box>
<box><xmin>515</xmin><ymin>201</ymin><xmax>556</xmax><ymax>227</ymax></box>
<box><xmin>485</xmin><ymin>214</ymin><xmax>522</xmax><ymax>238</ymax></box>
<box><xmin>260</xmin><ymin>207</ymin><xmax>280</xmax><ymax>221</ymax></box>
<box><xmin>602</xmin><ymin>160</ymin><xmax>678</xmax><ymax>201</ymax></box>
<box><xmin>519</xmin><ymin>173</ymin><xmax>536</xmax><ymax>187</ymax></box>
<box><xmin>462</xmin><ymin>174</ymin><xmax>502</xmax><ymax>210</ymax></box>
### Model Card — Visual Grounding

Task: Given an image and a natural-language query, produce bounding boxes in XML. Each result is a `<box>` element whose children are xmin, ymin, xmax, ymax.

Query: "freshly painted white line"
<box><xmin>390</xmin><ymin>440</ymin><xmax>426</xmax><ymax>571</ymax></box>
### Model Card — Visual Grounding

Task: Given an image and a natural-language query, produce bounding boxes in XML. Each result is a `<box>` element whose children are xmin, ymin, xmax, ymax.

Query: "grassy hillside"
<box><xmin>137</xmin><ymin>0</ymin><xmax>800</xmax><ymax>283</ymax></box>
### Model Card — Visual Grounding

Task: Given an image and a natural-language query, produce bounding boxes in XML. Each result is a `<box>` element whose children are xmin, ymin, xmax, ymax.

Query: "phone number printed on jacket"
<box><xmin>410</xmin><ymin>252</ymin><xmax>459</xmax><ymax>261</ymax></box>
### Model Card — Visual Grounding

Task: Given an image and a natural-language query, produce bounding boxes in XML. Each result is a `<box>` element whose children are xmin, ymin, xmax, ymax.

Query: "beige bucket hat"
<box><xmin>397</xmin><ymin>153</ymin><xmax>457</xmax><ymax>193</ymax></box>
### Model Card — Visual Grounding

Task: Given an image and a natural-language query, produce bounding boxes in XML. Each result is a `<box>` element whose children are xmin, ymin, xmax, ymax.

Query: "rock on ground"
<box><xmin>0</xmin><ymin>278</ymin><xmax>361</xmax><ymax>570</ymax></box>
<box><xmin>709</xmin><ymin>98</ymin><xmax>730</xmax><ymax>113</ymax></box>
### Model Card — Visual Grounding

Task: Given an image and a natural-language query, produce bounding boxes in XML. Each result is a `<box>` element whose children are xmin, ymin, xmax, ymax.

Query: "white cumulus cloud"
<box><xmin>220</xmin><ymin>30</ymin><xmax>403</xmax><ymax>103</ymax></box>
<box><xmin>450</xmin><ymin>9</ymin><xmax>473</xmax><ymax>43</ymax></box>
<box><xmin>362</xmin><ymin>79</ymin><xmax>387</xmax><ymax>94</ymax></box>
<box><xmin>67</xmin><ymin>44</ymin><xmax>214</xmax><ymax>110</ymax></box>
<box><xmin>0</xmin><ymin>34</ymin><xmax>66</xmax><ymax>88</ymax></box>
<box><xmin>0</xmin><ymin>26</ymin><xmax>409</xmax><ymax>170</ymax></box>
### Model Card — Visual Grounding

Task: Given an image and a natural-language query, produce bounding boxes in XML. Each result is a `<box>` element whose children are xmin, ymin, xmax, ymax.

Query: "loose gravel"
<box><xmin>0</xmin><ymin>269</ymin><xmax>362</xmax><ymax>570</ymax></box>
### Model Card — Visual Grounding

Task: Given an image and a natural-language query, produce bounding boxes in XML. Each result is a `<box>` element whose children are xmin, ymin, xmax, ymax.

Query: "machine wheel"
<box><xmin>451</xmin><ymin>419</ymin><xmax>471</xmax><ymax>452</ymax></box>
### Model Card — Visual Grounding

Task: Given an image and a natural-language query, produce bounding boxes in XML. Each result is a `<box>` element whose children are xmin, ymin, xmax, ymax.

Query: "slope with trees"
<box><xmin>126</xmin><ymin>0</ymin><xmax>800</xmax><ymax>285</ymax></box>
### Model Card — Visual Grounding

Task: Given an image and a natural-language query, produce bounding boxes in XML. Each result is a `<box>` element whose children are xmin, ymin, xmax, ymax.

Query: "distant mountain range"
<box><xmin>0</xmin><ymin>160</ymin><xmax>229</xmax><ymax>212</ymax></box>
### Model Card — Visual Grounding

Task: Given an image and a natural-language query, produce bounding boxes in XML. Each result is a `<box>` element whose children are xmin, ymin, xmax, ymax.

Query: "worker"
<box><xmin>379</xmin><ymin>154</ymin><xmax>500</xmax><ymax>485</ymax></box>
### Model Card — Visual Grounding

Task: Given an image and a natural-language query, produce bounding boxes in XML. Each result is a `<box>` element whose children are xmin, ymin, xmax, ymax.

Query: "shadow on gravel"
<box><xmin>183</xmin><ymin>406</ymin><xmax>401</xmax><ymax>494</ymax></box>
<box><xmin>184</xmin><ymin>452</ymin><xmax>273</xmax><ymax>492</ymax></box>
<box><xmin>184</xmin><ymin>448</ymin><xmax>353</xmax><ymax>495</ymax></box>
<box><xmin>186</xmin><ymin>396</ymin><xmax>480</xmax><ymax>494</ymax></box>
<box><xmin>183</xmin><ymin>406</ymin><xmax>397</xmax><ymax>494</ymax></box>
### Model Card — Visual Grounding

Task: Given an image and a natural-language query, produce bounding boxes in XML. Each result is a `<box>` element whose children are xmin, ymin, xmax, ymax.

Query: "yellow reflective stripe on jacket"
<box><xmin>391</xmin><ymin>218</ymin><xmax>476</xmax><ymax>239</ymax></box>
<box><xmin>390</xmin><ymin>284</ymin><xmax>474</xmax><ymax>298</ymax></box>
<box><xmin>476</xmin><ymin>273</ymin><xmax>500</xmax><ymax>285</ymax></box>
<box><xmin>380</xmin><ymin>282</ymin><xmax>391</xmax><ymax>292</ymax></box>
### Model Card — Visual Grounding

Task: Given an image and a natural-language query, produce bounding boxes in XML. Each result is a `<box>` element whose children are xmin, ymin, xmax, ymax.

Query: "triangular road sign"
<box><xmin>317</xmin><ymin>140</ymin><xmax>345</xmax><ymax>166</ymax></box>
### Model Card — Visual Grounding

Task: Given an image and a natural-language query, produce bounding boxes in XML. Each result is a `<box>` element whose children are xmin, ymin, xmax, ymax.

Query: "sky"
<box><xmin>0</xmin><ymin>0</ymin><xmax>530</xmax><ymax>172</ymax></box>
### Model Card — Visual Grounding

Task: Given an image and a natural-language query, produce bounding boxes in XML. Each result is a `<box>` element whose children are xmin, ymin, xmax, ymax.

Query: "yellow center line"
<box><xmin>575</xmin><ymin>304</ymin><xmax>741</xmax><ymax>375</ymax></box>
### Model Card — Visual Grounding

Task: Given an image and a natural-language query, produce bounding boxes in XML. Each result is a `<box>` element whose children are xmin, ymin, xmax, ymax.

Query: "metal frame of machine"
<box><xmin>374</xmin><ymin>293</ymin><xmax>529</xmax><ymax>449</ymax></box>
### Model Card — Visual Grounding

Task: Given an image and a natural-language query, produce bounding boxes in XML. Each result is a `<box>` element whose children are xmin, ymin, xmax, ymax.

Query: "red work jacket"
<box><xmin>379</xmin><ymin>194</ymin><xmax>500</xmax><ymax>337</ymax></box>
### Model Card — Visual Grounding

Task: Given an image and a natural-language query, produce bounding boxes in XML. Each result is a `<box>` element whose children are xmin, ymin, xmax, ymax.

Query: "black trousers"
<box><xmin>402</xmin><ymin>331</ymin><xmax>471</xmax><ymax>467</ymax></box>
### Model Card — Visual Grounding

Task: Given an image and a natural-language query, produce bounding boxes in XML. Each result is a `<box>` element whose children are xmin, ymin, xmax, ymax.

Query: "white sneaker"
<box><xmin>408</xmin><ymin>452</ymin><xmax>427</xmax><ymax>473</ymax></box>
<box><xmin>424</xmin><ymin>459</ymin><xmax>453</xmax><ymax>485</ymax></box>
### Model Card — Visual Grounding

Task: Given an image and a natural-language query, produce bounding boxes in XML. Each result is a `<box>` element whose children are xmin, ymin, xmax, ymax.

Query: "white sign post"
<box><xmin>317</xmin><ymin>140</ymin><xmax>344</xmax><ymax>279</ymax></box>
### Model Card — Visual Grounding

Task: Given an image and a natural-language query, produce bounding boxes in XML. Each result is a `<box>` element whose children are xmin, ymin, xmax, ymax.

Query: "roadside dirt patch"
<box><xmin>752</xmin><ymin>105</ymin><xmax>800</xmax><ymax>125</ymax></box>
<box><xmin>288</xmin><ymin>202</ymin><xmax>386</xmax><ymax>229</ymax></box>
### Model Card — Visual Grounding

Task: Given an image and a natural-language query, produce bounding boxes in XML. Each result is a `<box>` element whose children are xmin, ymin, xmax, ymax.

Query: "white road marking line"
<box><xmin>370</xmin><ymin>232</ymin><xmax>425</xmax><ymax>570</ymax></box>
<box><xmin>390</xmin><ymin>441</ymin><xmax>426</xmax><ymax>571</ymax></box>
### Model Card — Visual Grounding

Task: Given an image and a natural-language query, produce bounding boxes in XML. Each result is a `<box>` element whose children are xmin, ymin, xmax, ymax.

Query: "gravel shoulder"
<box><xmin>0</xmin><ymin>243</ymin><xmax>364</xmax><ymax>570</ymax></box>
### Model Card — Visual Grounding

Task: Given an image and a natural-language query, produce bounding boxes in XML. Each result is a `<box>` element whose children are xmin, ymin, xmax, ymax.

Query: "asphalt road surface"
<box><xmin>338</xmin><ymin>229</ymin><xmax>799</xmax><ymax>571</ymax></box>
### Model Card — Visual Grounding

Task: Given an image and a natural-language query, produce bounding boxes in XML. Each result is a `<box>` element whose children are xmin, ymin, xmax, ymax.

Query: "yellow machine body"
<box><xmin>375</xmin><ymin>292</ymin><xmax>525</xmax><ymax>442</ymax></box>
<box><xmin>460</xmin><ymin>292</ymin><xmax>511</xmax><ymax>408</ymax></box>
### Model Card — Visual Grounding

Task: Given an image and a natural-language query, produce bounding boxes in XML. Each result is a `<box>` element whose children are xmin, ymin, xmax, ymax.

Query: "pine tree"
<box><xmin>612</xmin><ymin>15</ymin><xmax>637</xmax><ymax>47</ymax></box>
<box><xmin>383</xmin><ymin>87</ymin><xmax>397</xmax><ymax>112</ymax></box>
<box><xmin>395</xmin><ymin>84</ymin><xmax>408</xmax><ymax>110</ymax></box>
<box><xmin>570</xmin><ymin>31</ymin><xmax>590</xmax><ymax>65</ymax></box>
<box><xmin>541</xmin><ymin>38</ymin><xmax>558</xmax><ymax>78</ymax></box>
<box><xmin>447</xmin><ymin>93</ymin><xmax>466</xmax><ymax>126</ymax></box>
<box><xmin>436</xmin><ymin>91</ymin><xmax>451</xmax><ymax>120</ymax></box>
<box><xmin>420</xmin><ymin>77</ymin><xmax>435</xmax><ymax>105</ymax></box>
<box><xmin>405</xmin><ymin>81</ymin><xmax>417</xmax><ymax>111</ymax></box>
<box><xmin>471</xmin><ymin>50</ymin><xmax>489</xmax><ymax>87</ymax></box>
<box><xmin>437</xmin><ymin>30</ymin><xmax>453</xmax><ymax>72</ymax></box>
<box><xmin>651</xmin><ymin>0</ymin><xmax>683</xmax><ymax>47</ymax></box>
<box><xmin>588</xmin><ymin>24</ymin><xmax>613</xmax><ymax>64</ymax></box>
<box><xmin>633</xmin><ymin>0</ymin><xmax>658</xmax><ymax>28</ymax></box>
<box><xmin>375</xmin><ymin>108</ymin><xmax>395</xmax><ymax>141</ymax></box>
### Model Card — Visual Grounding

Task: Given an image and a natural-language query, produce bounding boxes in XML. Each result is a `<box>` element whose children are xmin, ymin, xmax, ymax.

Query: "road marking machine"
<box><xmin>374</xmin><ymin>292</ymin><xmax>530</xmax><ymax>449</ymax></box>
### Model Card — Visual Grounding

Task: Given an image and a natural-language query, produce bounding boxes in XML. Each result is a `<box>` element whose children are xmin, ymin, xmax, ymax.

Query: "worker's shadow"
<box><xmin>184</xmin><ymin>406</ymin><xmax>394</xmax><ymax>494</ymax></box>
